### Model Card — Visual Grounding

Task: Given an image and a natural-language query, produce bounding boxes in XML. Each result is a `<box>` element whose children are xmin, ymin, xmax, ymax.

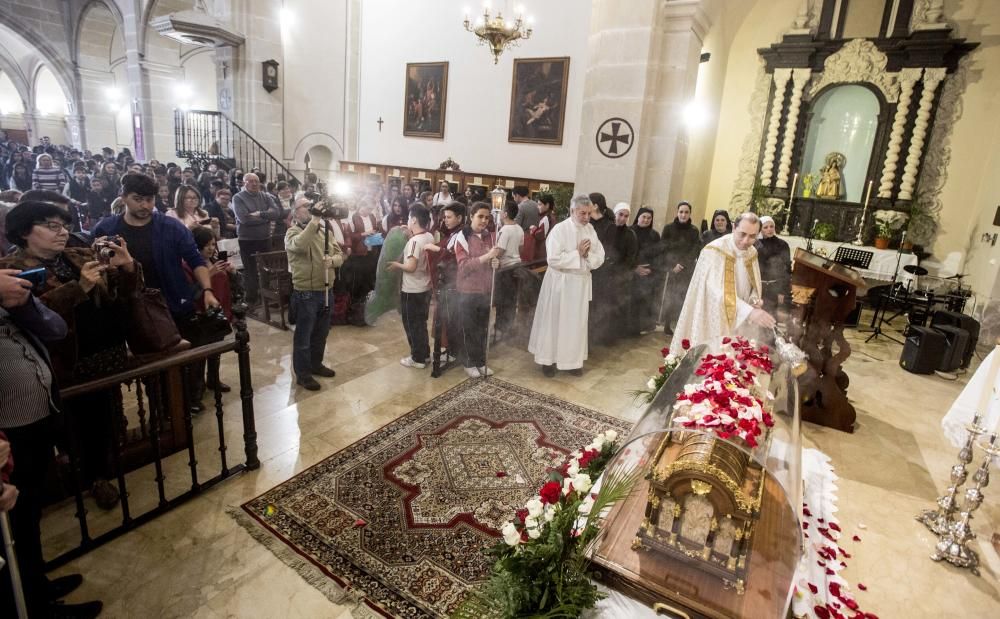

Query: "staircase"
<box><xmin>174</xmin><ymin>109</ymin><xmax>299</xmax><ymax>184</ymax></box>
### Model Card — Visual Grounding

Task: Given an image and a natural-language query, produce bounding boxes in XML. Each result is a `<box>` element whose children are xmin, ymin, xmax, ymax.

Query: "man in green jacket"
<box><xmin>286</xmin><ymin>198</ymin><xmax>345</xmax><ymax>391</ymax></box>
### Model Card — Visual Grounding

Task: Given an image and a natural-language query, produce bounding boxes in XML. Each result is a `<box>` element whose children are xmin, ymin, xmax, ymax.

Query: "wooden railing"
<box><xmin>44</xmin><ymin>305</ymin><xmax>258</xmax><ymax>569</ymax></box>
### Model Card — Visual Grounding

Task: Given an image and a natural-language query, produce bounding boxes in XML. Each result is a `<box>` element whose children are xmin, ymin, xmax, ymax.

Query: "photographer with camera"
<box><xmin>286</xmin><ymin>197</ymin><xmax>345</xmax><ymax>391</ymax></box>
<box><xmin>0</xmin><ymin>200</ymin><xmax>143</xmax><ymax>511</ymax></box>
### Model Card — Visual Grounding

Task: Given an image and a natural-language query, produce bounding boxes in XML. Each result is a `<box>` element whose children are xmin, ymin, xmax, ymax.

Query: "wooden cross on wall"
<box><xmin>377</xmin><ymin>117</ymin><xmax>384</xmax><ymax>132</ymax></box>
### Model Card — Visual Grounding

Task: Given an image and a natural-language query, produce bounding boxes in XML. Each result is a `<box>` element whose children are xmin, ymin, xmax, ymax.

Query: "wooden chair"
<box><xmin>256</xmin><ymin>250</ymin><xmax>292</xmax><ymax>330</ymax></box>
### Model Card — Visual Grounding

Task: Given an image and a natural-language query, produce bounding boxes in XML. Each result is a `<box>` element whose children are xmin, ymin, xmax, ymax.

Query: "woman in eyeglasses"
<box><xmin>0</xmin><ymin>200</ymin><xmax>142</xmax><ymax>509</ymax></box>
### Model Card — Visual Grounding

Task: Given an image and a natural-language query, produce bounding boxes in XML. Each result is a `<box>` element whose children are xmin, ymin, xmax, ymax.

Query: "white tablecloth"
<box><xmin>942</xmin><ymin>347</ymin><xmax>1000</xmax><ymax>452</ymax></box>
<box><xmin>784</xmin><ymin>236</ymin><xmax>918</xmax><ymax>285</ymax></box>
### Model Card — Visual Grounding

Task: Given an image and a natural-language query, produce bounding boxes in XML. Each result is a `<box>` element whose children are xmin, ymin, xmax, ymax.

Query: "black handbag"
<box><xmin>179</xmin><ymin>307</ymin><xmax>233</xmax><ymax>347</ymax></box>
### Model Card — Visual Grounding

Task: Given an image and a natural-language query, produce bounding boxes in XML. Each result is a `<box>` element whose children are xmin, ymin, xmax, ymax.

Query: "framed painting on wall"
<box><xmin>403</xmin><ymin>62</ymin><xmax>449</xmax><ymax>138</ymax></box>
<box><xmin>508</xmin><ymin>57</ymin><xmax>570</xmax><ymax>145</ymax></box>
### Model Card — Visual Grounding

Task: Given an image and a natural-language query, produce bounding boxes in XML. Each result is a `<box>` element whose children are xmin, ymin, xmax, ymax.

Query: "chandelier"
<box><xmin>464</xmin><ymin>5</ymin><xmax>533</xmax><ymax>64</ymax></box>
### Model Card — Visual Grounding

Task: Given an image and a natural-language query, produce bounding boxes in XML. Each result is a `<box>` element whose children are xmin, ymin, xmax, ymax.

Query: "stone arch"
<box><xmin>0</xmin><ymin>70</ymin><xmax>28</xmax><ymax>115</ymax></box>
<box><xmin>0</xmin><ymin>16</ymin><xmax>78</xmax><ymax>107</ymax></box>
<box><xmin>0</xmin><ymin>61</ymin><xmax>30</xmax><ymax>113</ymax></box>
<box><xmin>291</xmin><ymin>132</ymin><xmax>345</xmax><ymax>170</ymax></box>
<box><xmin>31</xmin><ymin>64</ymin><xmax>71</xmax><ymax>116</ymax></box>
<box><xmin>72</xmin><ymin>0</ymin><xmax>127</xmax><ymax>65</ymax></box>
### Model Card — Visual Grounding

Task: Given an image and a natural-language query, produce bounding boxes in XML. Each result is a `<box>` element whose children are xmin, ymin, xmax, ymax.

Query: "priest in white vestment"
<box><xmin>529</xmin><ymin>195</ymin><xmax>606</xmax><ymax>376</ymax></box>
<box><xmin>670</xmin><ymin>212</ymin><xmax>776</xmax><ymax>351</ymax></box>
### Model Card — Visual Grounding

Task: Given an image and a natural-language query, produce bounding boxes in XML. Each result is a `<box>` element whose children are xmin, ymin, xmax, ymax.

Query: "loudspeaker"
<box><xmin>932</xmin><ymin>325</ymin><xmax>970</xmax><ymax>372</ymax></box>
<box><xmin>900</xmin><ymin>326</ymin><xmax>947</xmax><ymax>374</ymax></box>
<box><xmin>931</xmin><ymin>310</ymin><xmax>980</xmax><ymax>368</ymax></box>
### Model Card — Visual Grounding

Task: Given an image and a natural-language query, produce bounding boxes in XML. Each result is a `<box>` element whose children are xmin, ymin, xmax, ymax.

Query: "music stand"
<box><xmin>834</xmin><ymin>246</ymin><xmax>873</xmax><ymax>270</ymax></box>
<box><xmin>864</xmin><ymin>238</ymin><xmax>908</xmax><ymax>344</ymax></box>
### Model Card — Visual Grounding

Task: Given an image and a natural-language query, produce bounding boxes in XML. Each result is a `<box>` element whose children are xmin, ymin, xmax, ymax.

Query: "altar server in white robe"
<box><xmin>529</xmin><ymin>194</ymin><xmax>605</xmax><ymax>376</ymax></box>
<box><xmin>670</xmin><ymin>212</ymin><xmax>776</xmax><ymax>351</ymax></box>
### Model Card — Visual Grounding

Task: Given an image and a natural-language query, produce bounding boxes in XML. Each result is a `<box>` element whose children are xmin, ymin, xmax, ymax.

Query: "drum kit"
<box><xmin>867</xmin><ymin>266</ymin><xmax>973</xmax><ymax>342</ymax></box>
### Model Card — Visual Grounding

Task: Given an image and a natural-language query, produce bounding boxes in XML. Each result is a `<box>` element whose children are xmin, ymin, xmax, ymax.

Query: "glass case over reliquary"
<box><xmin>590</xmin><ymin>339</ymin><xmax>803</xmax><ymax>619</ymax></box>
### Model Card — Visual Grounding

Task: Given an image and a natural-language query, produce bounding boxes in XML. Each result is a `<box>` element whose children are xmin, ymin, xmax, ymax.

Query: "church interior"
<box><xmin>1</xmin><ymin>0</ymin><xmax>999</xmax><ymax>618</ymax></box>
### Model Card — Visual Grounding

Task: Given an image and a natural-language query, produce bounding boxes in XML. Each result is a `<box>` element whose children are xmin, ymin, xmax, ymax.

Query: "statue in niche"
<box><xmin>815</xmin><ymin>152</ymin><xmax>846</xmax><ymax>200</ymax></box>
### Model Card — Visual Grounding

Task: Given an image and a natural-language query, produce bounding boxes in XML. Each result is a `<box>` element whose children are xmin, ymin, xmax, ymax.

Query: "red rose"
<box><xmin>681</xmin><ymin>339</ymin><xmax>691</xmax><ymax>350</ymax></box>
<box><xmin>515</xmin><ymin>508</ymin><xmax>529</xmax><ymax>523</ymax></box>
<box><xmin>660</xmin><ymin>347</ymin><xmax>670</xmax><ymax>356</ymax></box>
<box><xmin>577</xmin><ymin>448</ymin><xmax>600</xmax><ymax>468</ymax></box>
<box><xmin>539</xmin><ymin>481</ymin><xmax>562</xmax><ymax>505</ymax></box>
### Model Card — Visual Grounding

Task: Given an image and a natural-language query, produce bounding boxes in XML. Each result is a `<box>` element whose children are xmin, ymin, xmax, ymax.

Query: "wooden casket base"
<box><xmin>590</xmin><ymin>474</ymin><xmax>799</xmax><ymax>619</ymax></box>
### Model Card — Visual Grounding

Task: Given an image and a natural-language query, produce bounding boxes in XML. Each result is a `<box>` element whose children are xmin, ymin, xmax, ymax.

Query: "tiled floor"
<box><xmin>40</xmin><ymin>312</ymin><xmax>1000</xmax><ymax>618</ymax></box>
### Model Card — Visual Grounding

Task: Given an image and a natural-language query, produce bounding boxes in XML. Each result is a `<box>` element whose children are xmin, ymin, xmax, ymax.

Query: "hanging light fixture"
<box><xmin>464</xmin><ymin>3</ymin><xmax>533</xmax><ymax>64</ymax></box>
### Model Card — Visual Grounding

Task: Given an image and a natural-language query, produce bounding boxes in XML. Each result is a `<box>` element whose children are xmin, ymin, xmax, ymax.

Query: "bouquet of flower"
<box><xmin>672</xmin><ymin>337</ymin><xmax>775</xmax><ymax>448</ymax></box>
<box><xmin>629</xmin><ymin>339</ymin><xmax>692</xmax><ymax>403</ymax></box>
<box><xmin>458</xmin><ymin>430</ymin><xmax>640</xmax><ymax>619</ymax></box>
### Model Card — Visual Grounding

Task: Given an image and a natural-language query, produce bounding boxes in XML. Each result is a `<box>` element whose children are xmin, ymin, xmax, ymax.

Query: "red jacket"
<box><xmin>350</xmin><ymin>213</ymin><xmax>383</xmax><ymax>256</ymax></box>
<box><xmin>454</xmin><ymin>230</ymin><xmax>495</xmax><ymax>295</ymax></box>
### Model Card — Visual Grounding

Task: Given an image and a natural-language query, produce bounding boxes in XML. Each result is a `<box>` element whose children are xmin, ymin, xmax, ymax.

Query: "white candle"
<box><xmin>863</xmin><ymin>179</ymin><xmax>873</xmax><ymax>209</ymax></box>
<box><xmin>789</xmin><ymin>172</ymin><xmax>799</xmax><ymax>201</ymax></box>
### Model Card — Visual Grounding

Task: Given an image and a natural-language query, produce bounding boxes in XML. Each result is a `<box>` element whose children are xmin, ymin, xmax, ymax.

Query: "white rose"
<box><xmin>588</xmin><ymin>435</ymin><xmax>606</xmax><ymax>451</ymax></box>
<box><xmin>562</xmin><ymin>476</ymin><xmax>575</xmax><ymax>495</ymax></box>
<box><xmin>604</xmin><ymin>430</ymin><xmax>618</xmax><ymax>443</ymax></box>
<box><xmin>647</xmin><ymin>377</ymin><xmax>657</xmax><ymax>390</ymax></box>
<box><xmin>666</xmin><ymin>354</ymin><xmax>677</xmax><ymax>364</ymax></box>
<box><xmin>572</xmin><ymin>473</ymin><xmax>593</xmax><ymax>495</ymax></box>
<box><xmin>527</xmin><ymin>526</ymin><xmax>542</xmax><ymax>539</ymax></box>
<box><xmin>524</xmin><ymin>515</ymin><xmax>538</xmax><ymax>530</ymax></box>
<box><xmin>544</xmin><ymin>505</ymin><xmax>556</xmax><ymax>522</ymax></box>
<box><xmin>526</xmin><ymin>498</ymin><xmax>544</xmax><ymax>518</ymax></box>
<box><xmin>567</xmin><ymin>462</ymin><xmax>580</xmax><ymax>477</ymax></box>
<box><xmin>502</xmin><ymin>522</ymin><xmax>521</xmax><ymax>546</ymax></box>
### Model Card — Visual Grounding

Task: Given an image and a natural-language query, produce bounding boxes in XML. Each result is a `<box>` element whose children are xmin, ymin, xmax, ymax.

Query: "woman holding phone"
<box><xmin>0</xmin><ymin>200</ymin><xmax>142</xmax><ymax>509</ymax></box>
<box><xmin>168</xmin><ymin>185</ymin><xmax>220</xmax><ymax>237</ymax></box>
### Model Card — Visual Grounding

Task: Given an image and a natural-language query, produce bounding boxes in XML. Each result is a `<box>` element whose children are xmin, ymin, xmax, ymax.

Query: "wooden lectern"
<box><xmin>788</xmin><ymin>248</ymin><xmax>868</xmax><ymax>433</ymax></box>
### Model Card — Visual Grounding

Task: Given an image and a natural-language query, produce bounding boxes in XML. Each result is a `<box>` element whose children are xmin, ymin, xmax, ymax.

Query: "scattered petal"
<box><xmin>353</xmin><ymin>518</ymin><xmax>367</xmax><ymax>528</ymax></box>
<box><xmin>829</xmin><ymin>522</ymin><xmax>841</xmax><ymax>532</ymax></box>
<box><xmin>858</xmin><ymin>523</ymin><xmax>867</xmax><ymax>529</ymax></box>
<box><xmin>852</xmin><ymin>535</ymin><xmax>861</xmax><ymax>542</ymax></box>
<box><xmin>858</xmin><ymin>583</ymin><xmax>867</xmax><ymax>591</ymax></box>
<box><xmin>496</xmin><ymin>471</ymin><xmax>507</xmax><ymax>477</ymax></box>
<box><xmin>808</xmin><ymin>583</ymin><xmax>819</xmax><ymax>595</ymax></box>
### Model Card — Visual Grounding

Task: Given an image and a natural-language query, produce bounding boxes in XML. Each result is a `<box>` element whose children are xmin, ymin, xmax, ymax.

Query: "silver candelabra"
<box><xmin>917</xmin><ymin>415</ymin><xmax>987</xmax><ymax>535</ymax></box>
<box><xmin>923</xmin><ymin>421</ymin><xmax>998</xmax><ymax>576</ymax></box>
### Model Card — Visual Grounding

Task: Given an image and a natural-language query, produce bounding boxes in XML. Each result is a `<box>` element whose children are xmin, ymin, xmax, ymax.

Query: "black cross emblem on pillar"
<box><xmin>595</xmin><ymin>117</ymin><xmax>634</xmax><ymax>159</ymax></box>
<box><xmin>377</xmin><ymin>117</ymin><xmax>384</xmax><ymax>132</ymax></box>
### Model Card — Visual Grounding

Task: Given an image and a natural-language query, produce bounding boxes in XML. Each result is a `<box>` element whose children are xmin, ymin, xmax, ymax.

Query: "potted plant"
<box><xmin>802</xmin><ymin>173</ymin><xmax>816</xmax><ymax>198</ymax></box>
<box><xmin>813</xmin><ymin>222</ymin><xmax>836</xmax><ymax>241</ymax></box>
<box><xmin>873</xmin><ymin>210</ymin><xmax>908</xmax><ymax>249</ymax></box>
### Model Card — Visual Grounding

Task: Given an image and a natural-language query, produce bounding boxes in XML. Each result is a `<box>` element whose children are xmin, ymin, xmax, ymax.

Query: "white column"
<box><xmin>878</xmin><ymin>68</ymin><xmax>921</xmax><ymax>198</ymax></box>
<box><xmin>899</xmin><ymin>68</ymin><xmax>945</xmax><ymax>200</ymax></box>
<box><xmin>760</xmin><ymin>69</ymin><xmax>792</xmax><ymax>187</ymax></box>
<box><xmin>776</xmin><ymin>68</ymin><xmax>810</xmax><ymax>189</ymax></box>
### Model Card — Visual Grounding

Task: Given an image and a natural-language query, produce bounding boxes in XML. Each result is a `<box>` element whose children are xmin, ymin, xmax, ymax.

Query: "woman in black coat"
<box><xmin>660</xmin><ymin>201</ymin><xmax>702</xmax><ymax>334</ymax></box>
<box><xmin>701</xmin><ymin>208</ymin><xmax>732</xmax><ymax>244</ymax></box>
<box><xmin>755</xmin><ymin>215</ymin><xmax>791</xmax><ymax>316</ymax></box>
<box><xmin>630</xmin><ymin>207</ymin><xmax>663</xmax><ymax>334</ymax></box>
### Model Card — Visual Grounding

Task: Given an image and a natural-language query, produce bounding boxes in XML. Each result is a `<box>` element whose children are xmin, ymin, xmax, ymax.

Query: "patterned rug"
<box><xmin>234</xmin><ymin>378</ymin><xmax>632</xmax><ymax>618</ymax></box>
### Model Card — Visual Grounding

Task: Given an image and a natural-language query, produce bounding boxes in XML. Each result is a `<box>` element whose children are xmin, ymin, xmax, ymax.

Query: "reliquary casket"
<box><xmin>589</xmin><ymin>338</ymin><xmax>803</xmax><ymax>619</ymax></box>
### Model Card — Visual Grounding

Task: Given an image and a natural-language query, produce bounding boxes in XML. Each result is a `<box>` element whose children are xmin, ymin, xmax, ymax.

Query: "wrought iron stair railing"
<box><xmin>174</xmin><ymin>109</ymin><xmax>299</xmax><ymax>184</ymax></box>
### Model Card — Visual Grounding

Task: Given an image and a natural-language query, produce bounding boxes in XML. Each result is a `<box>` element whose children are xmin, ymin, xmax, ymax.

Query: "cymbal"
<box><xmin>945</xmin><ymin>273</ymin><xmax>967</xmax><ymax>280</ymax></box>
<box><xmin>903</xmin><ymin>264</ymin><xmax>929</xmax><ymax>276</ymax></box>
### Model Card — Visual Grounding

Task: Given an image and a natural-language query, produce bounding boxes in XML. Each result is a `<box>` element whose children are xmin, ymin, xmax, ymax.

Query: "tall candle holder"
<box><xmin>853</xmin><ymin>179</ymin><xmax>874</xmax><ymax>246</ymax></box>
<box><xmin>930</xmin><ymin>433</ymin><xmax>999</xmax><ymax>575</ymax></box>
<box><xmin>781</xmin><ymin>172</ymin><xmax>798</xmax><ymax>236</ymax></box>
<box><xmin>917</xmin><ymin>415</ymin><xmax>986</xmax><ymax>535</ymax></box>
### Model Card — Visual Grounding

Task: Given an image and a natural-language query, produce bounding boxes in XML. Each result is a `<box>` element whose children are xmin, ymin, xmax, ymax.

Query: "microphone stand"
<box><xmin>865</xmin><ymin>230</ymin><xmax>907</xmax><ymax>344</ymax></box>
<box><xmin>806</xmin><ymin>219</ymin><xmax>818</xmax><ymax>253</ymax></box>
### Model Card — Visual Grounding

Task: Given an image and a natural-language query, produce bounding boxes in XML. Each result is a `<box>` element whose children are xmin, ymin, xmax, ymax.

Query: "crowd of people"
<box><xmin>0</xmin><ymin>131</ymin><xmax>794</xmax><ymax>617</ymax></box>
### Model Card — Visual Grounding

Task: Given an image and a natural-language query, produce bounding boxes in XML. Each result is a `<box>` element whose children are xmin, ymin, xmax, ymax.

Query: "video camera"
<box><xmin>308</xmin><ymin>198</ymin><xmax>349</xmax><ymax>220</ymax></box>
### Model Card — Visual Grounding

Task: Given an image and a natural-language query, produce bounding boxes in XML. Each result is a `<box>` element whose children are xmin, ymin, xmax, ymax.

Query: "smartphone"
<box><xmin>217</xmin><ymin>250</ymin><xmax>229</xmax><ymax>261</ymax></box>
<box><xmin>199</xmin><ymin>219</ymin><xmax>212</xmax><ymax>225</ymax></box>
<box><xmin>17</xmin><ymin>267</ymin><xmax>47</xmax><ymax>290</ymax></box>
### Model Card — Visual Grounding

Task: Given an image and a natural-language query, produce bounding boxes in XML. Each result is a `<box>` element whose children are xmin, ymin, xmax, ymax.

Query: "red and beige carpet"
<box><xmin>233</xmin><ymin>378</ymin><xmax>632</xmax><ymax>618</ymax></box>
